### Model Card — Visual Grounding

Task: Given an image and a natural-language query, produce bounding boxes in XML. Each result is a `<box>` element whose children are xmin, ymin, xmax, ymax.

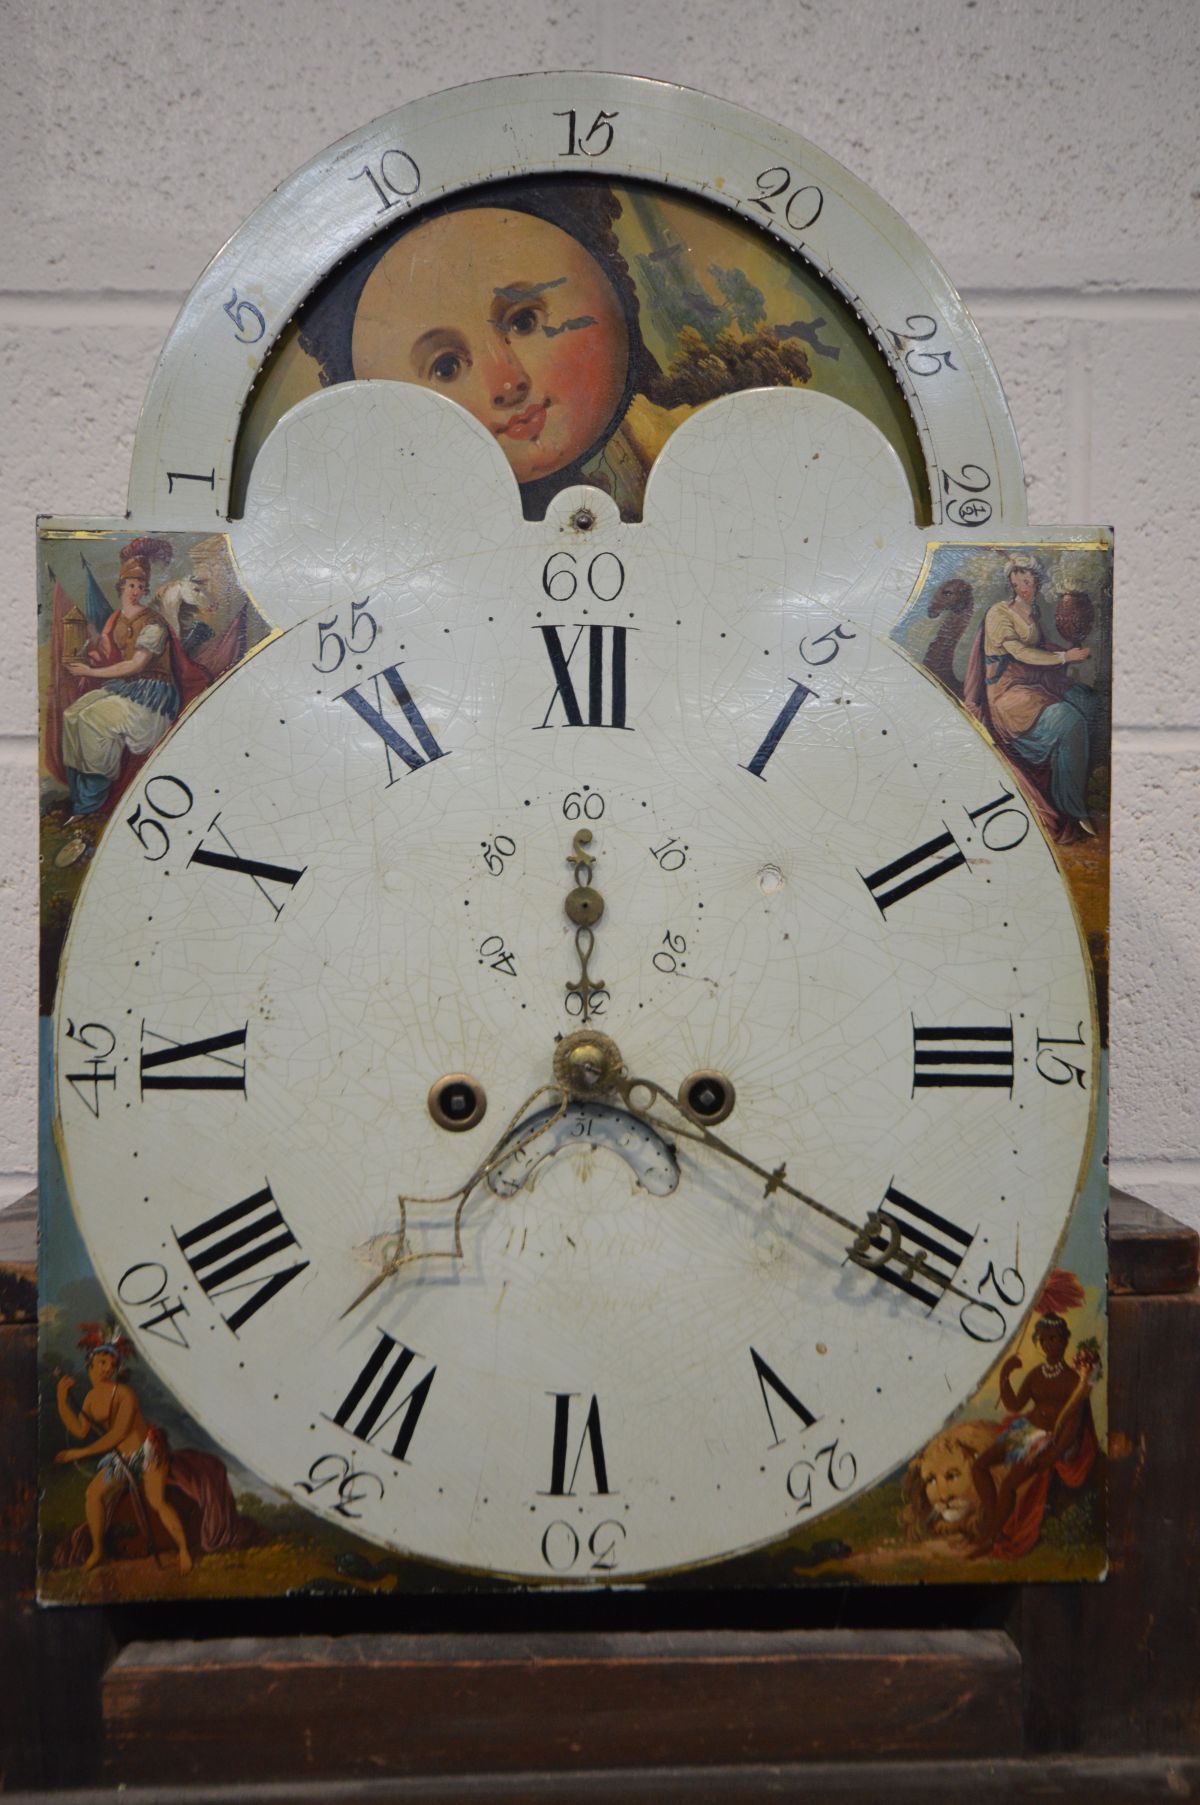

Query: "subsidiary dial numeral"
<box><xmin>175</xmin><ymin>1184</ymin><xmax>308</xmax><ymax>1334</ymax></box>
<box><xmin>338</xmin><ymin>663</ymin><xmax>449</xmax><ymax>783</ymax></box>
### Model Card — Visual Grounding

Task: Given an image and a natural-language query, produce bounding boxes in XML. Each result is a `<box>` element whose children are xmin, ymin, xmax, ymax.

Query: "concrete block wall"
<box><xmin>4</xmin><ymin>0</ymin><xmax>1198</xmax><ymax>1226</ymax></box>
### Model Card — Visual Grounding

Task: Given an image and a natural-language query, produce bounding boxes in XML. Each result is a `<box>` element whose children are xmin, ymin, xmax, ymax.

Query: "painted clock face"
<box><xmin>42</xmin><ymin>75</ymin><xmax>1109</xmax><ymax>1594</ymax></box>
<box><xmin>53</xmin><ymin>382</ymin><xmax>1095</xmax><ymax>1582</ymax></box>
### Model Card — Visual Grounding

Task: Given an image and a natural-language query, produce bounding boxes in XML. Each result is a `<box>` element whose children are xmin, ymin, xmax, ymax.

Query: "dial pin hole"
<box><xmin>680</xmin><ymin>1071</ymin><xmax>736</xmax><ymax>1126</ymax></box>
<box><xmin>428</xmin><ymin>1074</ymin><xmax>487</xmax><ymax>1132</ymax></box>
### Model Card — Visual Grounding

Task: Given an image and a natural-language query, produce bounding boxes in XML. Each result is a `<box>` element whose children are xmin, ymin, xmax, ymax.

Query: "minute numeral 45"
<box><xmin>63</xmin><ymin>1020</ymin><xmax>117</xmax><ymax>1117</ymax></box>
<box><xmin>861</xmin><ymin>790</ymin><xmax>1028</xmax><ymax>916</ymax></box>
<box><xmin>339</xmin><ymin>664</ymin><xmax>448</xmax><ymax>783</ymax></box>
<box><xmin>330</xmin><ymin>1332</ymin><xmax>436</xmax><ymax>1463</ymax></box>
<box><xmin>140</xmin><ymin>1024</ymin><xmax>247</xmax><ymax>1094</ymax></box>
<box><xmin>848</xmin><ymin>1184</ymin><xmax>974</xmax><ymax>1310</ymax></box>
<box><xmin>175</xmin><ymin>1185</ymin><xmax>308</xmax><ymax>1334</ymax></box>
<box><xmin>912</xmin><ymin>1021</ymin><xmax>1014</xmax><ymax>1092</ymax></box>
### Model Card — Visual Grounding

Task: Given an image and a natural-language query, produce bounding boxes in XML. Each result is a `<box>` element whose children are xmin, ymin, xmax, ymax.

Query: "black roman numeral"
<box><xmin>330</xmin><ymin>1332</ymin><xmax>436</xmax><ymax>1463</ymax></box>
<box><xmin>140</xmin><ymin>1024</ymin><xmax>247</xmax><ymax>1093</ymax></box>
<box><xmin>847</xmin><ymin>1184</ymin><xmax>974</xmax><ymax>1310</ymax></box>
<box><xmin>535</xmin><ymin>625</ymin><xmax>631</xmax><ymax>730</ymax></box>
<box><xmin>750</xmin><ymin>1347</ymin><xmax>818</xmax><ymax>1448</ymax></box>
<box><xmin>740</xmin><ymin>680</ymin><xmax>815</xmax><ymax>780</ymax></box>
<box><xmin>174</xmin><ymin>1185</ymin><xmax>308</xmax><ymax>1334</ymax></box>
<box><xmin>860</xmin><ymin>827</ymin><xmax>967</xmax><ymax>915</ymax></box>
<box><xmin>542</xmin><ymin>1392</ymin><xmax>612</xmax><ymax>1495</ymax></box>
<box><xmin>913</xmin><ymin>1020</ymin><xmax>1014</xmax><ymax>1092</ymax></box>
<box><xmin>189</xmin><ymin>814</ymin><xmax>306</xmax><ymax>919</ymax></box>
<box><xmin>338</xmin><ymin>663</ymin><xmax>449</xmax><ymax>783</ymax></box>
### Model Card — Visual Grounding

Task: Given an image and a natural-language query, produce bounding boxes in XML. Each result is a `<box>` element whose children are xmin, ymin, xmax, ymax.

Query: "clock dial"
<box><xmin>54</xmin><ymin>386</ymin><xmax>1094</xmax><ymax>1582</ymax></box>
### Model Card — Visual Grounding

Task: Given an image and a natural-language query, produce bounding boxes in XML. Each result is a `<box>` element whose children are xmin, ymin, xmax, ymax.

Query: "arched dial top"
<box><xmin>58</xmin><ymin>387</ymin><xmax>1093</xmax><ymax>1582</ymax></box>
<box><xmin>128</xmin><ymin>71</ymin><xmax>1023</xmax><ymax>533</ymax></box>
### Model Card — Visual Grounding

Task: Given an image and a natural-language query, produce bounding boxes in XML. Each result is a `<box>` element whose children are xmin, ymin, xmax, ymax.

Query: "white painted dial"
<box><xmin>55</xmin><ymin>386</ymin><xmax>1094</xmax><ymax>1582</ymax></box>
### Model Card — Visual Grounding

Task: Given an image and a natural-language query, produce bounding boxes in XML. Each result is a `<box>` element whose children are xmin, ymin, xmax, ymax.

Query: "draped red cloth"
<box><xmin>52</xmin><ymin>1446</ymin><xmax>263</xmax><ymax>1568</ymax></box>
<box><xmin>985</xmin><ymin>1404</ymin><xmax>1100</xmax><ymax>1561</ymax></box>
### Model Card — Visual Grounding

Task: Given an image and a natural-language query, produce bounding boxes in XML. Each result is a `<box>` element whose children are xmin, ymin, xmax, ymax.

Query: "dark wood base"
<box><xmin>3</xmin><ymin>1188</ymin><xmax>1198</xmax><ymax>1795</ymax></box>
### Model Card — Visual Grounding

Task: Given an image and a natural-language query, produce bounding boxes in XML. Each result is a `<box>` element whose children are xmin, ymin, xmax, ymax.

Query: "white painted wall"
<box><xmin>4</xmin><ymin>0</ymin><xmax>1198</xmax><ymax>1226</ymax></box>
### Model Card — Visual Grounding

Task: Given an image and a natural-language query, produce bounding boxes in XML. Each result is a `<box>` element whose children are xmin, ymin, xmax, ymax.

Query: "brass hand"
<box><xmin>613</xmin><ymin>1073</ymin><xmax>981</xmax><ymax>1314</ymax></box>
<box><xmin>342</xmin><ymin>1081</ymin><xmax>569</xmax><ymax>1318</ymax></box>
<box><xmin>563</xmin><ymin>828</ymin><xmax>606</xmax><ymax>1023</ymax></box>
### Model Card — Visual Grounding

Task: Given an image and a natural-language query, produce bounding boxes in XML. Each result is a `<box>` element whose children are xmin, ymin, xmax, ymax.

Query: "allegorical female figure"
<box><xmin>58</xmin><ymin>538</ymin><xmax>207</xmax><ymax>822</ymax></box>
<box><xmin>964</xmin><ymin>553</ymin><xmax>1099</xmax><ymax>841</ymax></box>
<box><xmin>298</xmin><ymin>181</ymin><xmax>814</xmax><ymax>519</ymax></box>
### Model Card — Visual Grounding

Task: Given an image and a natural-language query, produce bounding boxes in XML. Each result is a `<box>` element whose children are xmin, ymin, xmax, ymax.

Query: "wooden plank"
<box><xmin>103</xmin><ymin>1628</ymin><xmax>1021</xmax><ymax>1784</ymax></box>
<box><xmin>1022</xmin><ymin>1287</ymin><xmax>1200</xmax><ymax>1754</ymax></box>
<box><xmin>14</xmin><ymin>1752</ymin><xmax>1200</xmax><ymax>1804</ymax></box>
<box><xmin>1109</xmin><ymin>1188</ymin><xmax>1199</xmax><ymax>1295</ymax></box>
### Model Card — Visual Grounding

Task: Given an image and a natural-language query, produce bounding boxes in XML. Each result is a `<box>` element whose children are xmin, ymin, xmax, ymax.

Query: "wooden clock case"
<box><xmin>3</xmin><ymin>1188</ymin><xmax>1199</xmax><ymax>1795</ymax></box>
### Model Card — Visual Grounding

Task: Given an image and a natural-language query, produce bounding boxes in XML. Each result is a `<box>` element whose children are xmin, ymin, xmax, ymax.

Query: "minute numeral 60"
<box><xmin>542</xmin><ymin>549</ymin><xmax>625</xmax><ymax>602</ymax></box>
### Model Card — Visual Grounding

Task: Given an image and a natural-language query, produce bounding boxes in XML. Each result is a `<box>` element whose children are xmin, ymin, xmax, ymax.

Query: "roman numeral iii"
<box><xmin>912</xmin><ymin>1020</ymin><xmax>1014</xmax><ymax>1092</ymax></box>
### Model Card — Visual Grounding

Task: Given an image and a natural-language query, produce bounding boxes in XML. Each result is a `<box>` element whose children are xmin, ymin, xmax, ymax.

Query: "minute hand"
<box><xmin>615</xmin><ymin>1075</ymin><xmax>980</xmax><ymax>1314</ymax></box>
